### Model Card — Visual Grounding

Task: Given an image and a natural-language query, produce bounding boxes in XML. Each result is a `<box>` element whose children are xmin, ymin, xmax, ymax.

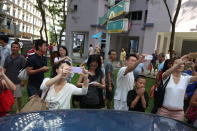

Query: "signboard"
<box><xmin>99</xmin><ymin>0</ymin><xmax>130</xmax><ymax>25</ymax></box>
<box><xmin>99</xmin><ymin>13</ymin><xmax>108</xmax><ymax>25</ymax></box>
<box><xmin>108</xmin><ymin>0</ymin><xmax>130</xmax><ymax>20</ymax></box>
<box><xmin>106</xmin><ymin>19</ymin><xmax>128</xmax><ymax>33</ymax></box>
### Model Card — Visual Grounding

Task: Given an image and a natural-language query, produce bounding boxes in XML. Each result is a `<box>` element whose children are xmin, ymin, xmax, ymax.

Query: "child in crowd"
<box><xmin>127</xmin><ymin>75</ymin><xmax>149</xmax><ymax>112</ymax></box>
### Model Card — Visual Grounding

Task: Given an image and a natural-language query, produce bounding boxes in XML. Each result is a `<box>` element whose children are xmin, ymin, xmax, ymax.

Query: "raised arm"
<box><xmin>76</xmin><ymin>74</ymin><xmax>84</xmax><ymax>87</ymax></box>
<box><xmin>0</xmin><ymin>67</ymin><xmax>16</xmax><ymax>91</ymax></box>
<box><xmin>73</xmin><ymin>69</ymin><xmax>89</xmax><ymax>95</ymax></box>
<box><xmin>124</xmin><ymin>55</ymin><xmax>145</xmax><ymax>76</ymax></box>
<box><xmin>54</xmin><ymin>57</ymin><xmax>66</xmax><ymax>65</ymax></box>
<box><xmin>190</xmin><ymin>75</ymin><xmax>197</xmax><ymax>83</ymax></box>
<box><xmin>162</xmin><ymin>55</ymin><xmax>188</xmax><ymax>79</ymax></box>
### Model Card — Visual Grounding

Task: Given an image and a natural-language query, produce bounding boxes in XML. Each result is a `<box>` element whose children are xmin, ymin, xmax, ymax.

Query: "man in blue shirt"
<box><xmin>0</xmin><ymin>35</ymin><xmax>11</xmax><ymax>67</ymax></box>
<box><xmin>183</xmin><ymin>60</ymin><xmax>197</xmax><ymax>111</ymax></box>
<box><xmin>158</xmin><ymin>53</ymin><xmax>165</xmax><ymax>71</ymax></box>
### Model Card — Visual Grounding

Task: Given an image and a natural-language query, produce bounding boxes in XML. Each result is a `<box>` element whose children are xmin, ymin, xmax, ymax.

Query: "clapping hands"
<box><xmin>136</xmin><ymin>88</ymin><xmax>145</xmax><ymax>97</ymax></box>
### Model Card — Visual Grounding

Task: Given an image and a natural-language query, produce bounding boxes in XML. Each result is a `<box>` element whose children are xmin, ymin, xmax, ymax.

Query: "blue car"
<box><xmin>0</xmin><ymin>110</ymin><xmax>196</xmax><ymax>131</ymax></box>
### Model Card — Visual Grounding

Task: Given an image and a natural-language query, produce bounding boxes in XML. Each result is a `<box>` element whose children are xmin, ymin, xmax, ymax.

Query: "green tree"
<box><xmin>35</xmin><ymin>0</ymin><xmax>48</xmax><ymax>42</ymax></box>
<box><xmin>48</xmin><ymin>25</ymin><xmax>57</xmax><ymax>43</ymax></box>
<box><xmin>47</xmin><ymin>0</ymin><xmax>74</xmax><ymax>46</ymax></box>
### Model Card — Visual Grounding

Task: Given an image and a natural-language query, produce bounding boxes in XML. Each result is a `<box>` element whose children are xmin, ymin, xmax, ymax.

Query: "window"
<box><xmin>115</xmin><ymin>0</ymin><xmax>121</xmax><ymax>4</ymax></box>
<box><xmin>131</xmin><ymin>11</ymin><xmax>142</xmax><ymax>20</ymax></box>
<box><xmin>13</xmin><ymin>10</ymin><xmax>16</xmax><ymax>17</ymax></box>
<box><xmin>74</xmin><ymin>5</ymin><xmax>77</xmax><ymax>11</ymax></box>
<box><xmin>144</xmin><ymin>10</ymin><xmax>148</xmax><ymax>23</ymax></box>
<box><xmin>7</xmin><ymin>21</ymin><xmax>11</xmax><ymax>29</ymax></box>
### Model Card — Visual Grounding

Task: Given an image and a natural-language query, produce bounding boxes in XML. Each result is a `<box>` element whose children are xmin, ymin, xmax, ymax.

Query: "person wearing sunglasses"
<box><xmin>77</xmin><ymin>54</ymin><xmax>105</xmax><ymax>109</ymax></box>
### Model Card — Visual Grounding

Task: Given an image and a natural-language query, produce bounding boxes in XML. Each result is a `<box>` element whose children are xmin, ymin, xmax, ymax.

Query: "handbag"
<box><xmin>20</xmin><ymin>88</ymin><xmax>50</xmax><ymax>113</ymax></box>
<box><xmin>18</xmin><ymin>69</ymin><xmax>29</xmax><ymax>80</ymax></box>
<box><xmin>186</xmin><ymin>106</ymin><xmax>197</xmax><ymax>123</ymax></box>
<box><xmin>0</xmin><ymin>89</ymin><xmax>14</xmax><ymax>112</ymax></box>
<box><xmin>152</xmin><ymin>76</ymin><xmax>171</xmax><ymax>113</ymax></box>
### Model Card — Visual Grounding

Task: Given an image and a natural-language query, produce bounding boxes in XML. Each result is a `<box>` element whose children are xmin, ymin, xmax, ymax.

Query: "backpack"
<box><xmin>152</xmin><ymin>76</ymin><xmax>171</xmax><ymax>113</ymax></box>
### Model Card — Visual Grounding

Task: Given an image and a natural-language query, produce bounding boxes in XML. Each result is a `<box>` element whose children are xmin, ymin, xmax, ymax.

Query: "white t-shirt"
<box><xmin>40</xmin><ymin>78</ymin><xmax>88</xmax><ymax>110</ymax></box>
<box><xmin>163</xmin><ymin>74</ymin><xmax>192</xmax><ymax>109</ymax></box>
<box><xmin>114</xmin><ymin>67</ymin><xmax>135</xmax><ymax>102</ymax></box>
<box><xmin>88</xmin><ymin>47</ymin><xmax>94</xmax><ymax>55</ymax></box>
<box><xmin>54</xmin><ymin>57</ymin><xmax>72</xmax><ymax>64</ymax></box>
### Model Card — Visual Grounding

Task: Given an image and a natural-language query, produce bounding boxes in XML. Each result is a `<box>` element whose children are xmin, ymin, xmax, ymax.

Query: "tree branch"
<box><xmin>173</xmin><ymin>0</ymin><xmax>182</xmax><ymax>24</ymax></box>
<box><xmin>162</xmin><ymin>0</ymin><xmax>173</xmax><ymax>24</ymax></box>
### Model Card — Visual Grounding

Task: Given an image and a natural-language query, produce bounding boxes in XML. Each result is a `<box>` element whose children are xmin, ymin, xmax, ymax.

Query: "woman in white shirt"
<box><xmin>157</xmin><ymin>55</ymin><xmax>197</xmax><ymax>121</ymax></box>
<box><xmin>54</xmin><ymin>46</ymin><xmax>72</xmax><ymax>65</ymax></box>
<box><xmin>53</xmin><ymin>46</ymin><xmax>73</xmax><ymax>82</ymax></box>
<box><xmin>40</xmin><ymin>61</ymin><xmax>89</xmax><ymax>110</ymax></box>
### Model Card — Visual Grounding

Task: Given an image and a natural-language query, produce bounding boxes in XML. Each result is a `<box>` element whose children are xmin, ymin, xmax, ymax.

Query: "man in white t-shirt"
<box><xmin>114</xmin><ymin>54</ymin><xmax>145</xmax><ymax>110</ymax></box>
<box><xmin>88</xmin><ymin>44</ymin><xmax>94</xmax><ymax>56</ymax></box>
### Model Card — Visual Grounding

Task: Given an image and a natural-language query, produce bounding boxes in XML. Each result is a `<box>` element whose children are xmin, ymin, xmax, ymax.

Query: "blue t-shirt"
<box><xmin>134</xmin><ymin>63</ymin><xmax>144</xmax><ymax>78</ymax></box>
<box><xmin>183</xmin><ymin>70</ymin><xmax>197</xmax><ymax>98</ymax></box>
<box><xmin>158</xmin><ymin>61</ymin><xmax>164</xmax><ymax>72</ymax></box>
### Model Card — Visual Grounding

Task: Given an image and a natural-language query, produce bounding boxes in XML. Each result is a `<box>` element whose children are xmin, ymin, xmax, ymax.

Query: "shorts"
<box><xmin>27</xmin><ymin>84</ymin><xmax>41</xmax><ymax>97</ymax></box>
<box><xmin>14</xmin><ymin>84</ymin><xmax>22</xmax><ymax>98</ymax></box>
<box><xmin>114</xmin><ymin>99</ymin><xmax>128</xmax><ymax>111</ymax></box>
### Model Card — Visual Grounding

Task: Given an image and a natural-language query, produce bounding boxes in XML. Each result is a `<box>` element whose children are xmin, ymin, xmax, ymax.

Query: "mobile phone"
<box><xmin>144</xmin><ymin>55</ymin><xmax>153</xmax><ymax>60</ymax></box>
<box><xmin>88</xmin><ymin>81</ymin><xmax>97</xmax><ymax>85</ymax></box>
<box><xmin>188</xmin><ymin>52</ymin><xmax>197</xmax><ymax>59</ymax></box>
<box><xmin>72</xmin><ymin>67</ymin><xmax>83</xmax><ymax>74</ymax></box>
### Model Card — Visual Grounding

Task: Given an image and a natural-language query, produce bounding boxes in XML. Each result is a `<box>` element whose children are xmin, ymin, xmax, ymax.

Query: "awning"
<box><xmin>91</xmin><ymin>32</ymin><xmax>103</xmax><ymax>39</ymax></box>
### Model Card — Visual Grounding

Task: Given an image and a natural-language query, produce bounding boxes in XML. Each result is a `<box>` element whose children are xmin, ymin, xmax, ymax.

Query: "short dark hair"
<box><xmin>0</xmin><ymin>35</ymin><xmax>9</xmax><ymax>43</ymax></box>
<box><xmin>126</xmin><ymin>54</ymin><xmax>138</xmax><ymax>60</ymax></box>
<box><xmin>135</xmin><ymin>75</ymin><xmax>146</xmax><ymax>82</ymax></box>
<box><xmin>90</xmin><ymin>44</ymin><xmax>92</xmax><ymax>47</ymax></box>
<box><xmin>15</xmin><ymin>38</ymin><xmax>20</xmax><ymax>42</ymax></box>
<box><xmin>35</xmin><ymin>39</ymin><xmax>47</xmax><ymax>50</ymax></box>
<box><xmin>55</xmin><ymin>60</ymin><xmax>71</xmax><ymax>69</ymax></box>
<box><xmin>159</xmin><ymin>53</ymin><xmax>165</xmax><ymax>58</ymax></box>
<box><xmin>108</xmin><ymin>49</ymin><xmax>116</xmax><ymax>55</ymax></box>
<box><xmin>11</xmin><ymin>42</ymin><xmax>20</xmax><ymax>48</ymax></box>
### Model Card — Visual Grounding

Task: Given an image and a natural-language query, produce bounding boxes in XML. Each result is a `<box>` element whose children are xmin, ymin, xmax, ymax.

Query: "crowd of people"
<box><xmin>0</xmin><ymin>35</ymin><xmax>197</xmax><ymax>127</ymax></box>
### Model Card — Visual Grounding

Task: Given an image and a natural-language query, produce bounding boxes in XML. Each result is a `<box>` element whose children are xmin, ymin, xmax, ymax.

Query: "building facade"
<box><xmin>65</xmin><ymin>0</ymin><xmax>108</xmax><ymax>57</ymax></box>
<box><xmin>0</xmin><ymin>0</ymin><xmax>63</xmax><ymax>42</ymax></box>
<box><xmin>143</xmin><ymin>0</ymin><xmax>197</xmax><ymax>56</ymax></box>
<box><xmin>0</xmin><ymin>0</ymin><xmax>43</xmax><ymax>39</ymax></box>
<box><xmin>65</xmin><ymin>0</ymin><xmax>197</xmax><ymax>58</ymax></box>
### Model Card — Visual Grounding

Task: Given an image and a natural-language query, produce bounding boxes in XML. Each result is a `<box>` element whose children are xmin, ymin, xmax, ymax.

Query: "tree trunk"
<box><xmin>59</xmin><ymin>28</ymin><xmax>64</xmax><ymax>46</ymax></box>
<box><xmin>58</xmin><ymin>0</ymin><xmax>67</xmax><ymax>46</ymax></box>
<box><xmin>36</xmin><ymin>0</ymin><xmax>48</xmax><ymax>42</ymax></box>
<box><xmin>52</xmin><ymin>14</ymin><xmax>58</xmax><ymax>43</ymax></box>
<box><xmin>169</xmin><ymin>23</ymin><xmax>175</xmax><ymax>58</ymax></box>
<box><xmin>40</xmin><ymin>23</ymin><xmax>44</xmax><ymax>39</ymax></box>
<box><xmin>163</xmin><ymin>0</ymin><xmax>182</xmax><ymax>59</ymax></box>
